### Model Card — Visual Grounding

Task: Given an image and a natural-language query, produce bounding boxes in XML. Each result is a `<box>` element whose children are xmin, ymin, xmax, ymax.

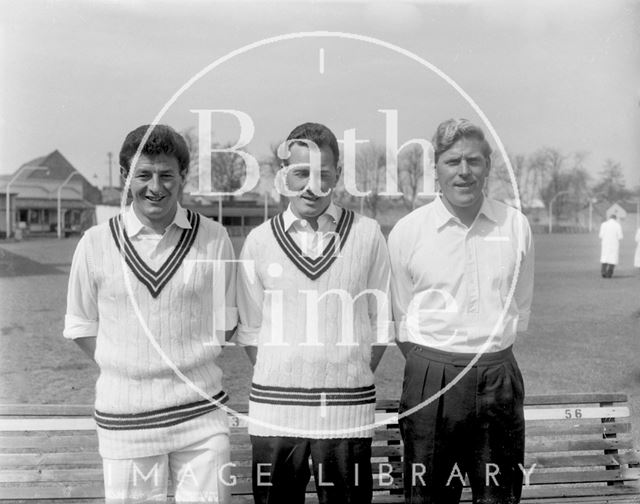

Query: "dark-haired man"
<box><xmin>237</xmin><ymin>122</ymin><xmax>393</xmax><ymax>504</ymax></box>
<box><xmin>389</xmin><ymin>119</ymin><xmax>534</xmax><ymax>503</ymax></box>
<box><xmin>64</xmin><ymin>124</ymin><xmax>237</xmax><ymax>503</ymax></box>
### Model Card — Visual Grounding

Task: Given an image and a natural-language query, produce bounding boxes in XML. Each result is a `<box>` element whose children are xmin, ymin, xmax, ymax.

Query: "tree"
<box><xmin>354</xmin><ymin>143</ymin><xmax>386</xmax><ymax>218</ymax></box>
<box><xmin>592</xmin><ymin>159</ymin><xmax>630</xmax><ymax>202</ymax></box>
<box><xmin>534</xmin><ymin>147</ymin><xmax>567</xmax><ymax>210</ymax></box>
<box><xmin>399</xmin><ymin>144</ymin><xmax>432</xmax><ymax>209</ymax></box>
<box><xmin>182</xmin><ymin>127</ymin><xmax>251</xmax><ymax>197</ymax></box>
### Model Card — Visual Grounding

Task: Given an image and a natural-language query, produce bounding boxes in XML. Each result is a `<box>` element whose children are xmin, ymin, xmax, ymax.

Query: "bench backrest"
<box><xmin>1</xmin><ymin>394</ymin><xmax>638</xmax><ymax>502</ymax></box>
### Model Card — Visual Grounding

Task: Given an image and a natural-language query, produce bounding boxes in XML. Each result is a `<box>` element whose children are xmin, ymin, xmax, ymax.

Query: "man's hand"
<box><xmin>244</xmin><ymin>345</ymin><xmax>258</xmax><ymax>366</ymax></box>
<box><xmin>73</xmin><ymin>337</ymin><xmax>97</xmax><ymax>362</ymax></box>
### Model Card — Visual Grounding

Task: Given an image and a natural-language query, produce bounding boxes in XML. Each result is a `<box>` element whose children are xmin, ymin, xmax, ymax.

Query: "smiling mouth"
<box><xmin>145</xmin><ymin>195</ymin><xmax>166</xmax><ymax>202</ymax></box>
<box><xmin>454</xmin><ymin>181</ymin><xmax>475</xmax><ymax>189</ymax></box>
<box><xmin>300</xmin><ymin>193</ymin><xmax>320</xmax><ymax>202</ymax></box>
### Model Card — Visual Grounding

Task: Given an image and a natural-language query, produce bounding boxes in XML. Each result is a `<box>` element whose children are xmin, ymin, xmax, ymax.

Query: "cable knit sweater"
<box><xmin>64</xmin><ymin>209</ymin><xmax>236</xmax><ymax>458</ymax></box>
<box><xmin>237</xmin><ymin>208</ymin><xmax>393</xmax><ymax>438</ymax></box>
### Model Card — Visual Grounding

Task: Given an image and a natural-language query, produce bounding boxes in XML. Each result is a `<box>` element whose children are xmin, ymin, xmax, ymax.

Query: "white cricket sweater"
<box><xmin>67</xmin><ymin>210</ymin><xmax>235</xmax><ymax>458</ymax></box>
<box><xmin>238</xmin><ymin>209</ymin><xmax>389</xmax><ymax>438</ymax></box>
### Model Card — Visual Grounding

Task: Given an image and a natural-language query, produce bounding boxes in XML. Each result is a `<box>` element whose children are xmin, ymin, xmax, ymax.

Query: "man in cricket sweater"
<box><xmin>64</xmin><ymin>124</ymin><xmax>237</xmax><ymax>503</ymax></box>
<box><xmin>237</xmin><ymin>122</ymin><xmax>394</xmax><ymax>504</ymax></box>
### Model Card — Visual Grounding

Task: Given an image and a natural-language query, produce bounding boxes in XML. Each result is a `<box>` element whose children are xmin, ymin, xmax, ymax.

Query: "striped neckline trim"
<box><xmin>94</xmin><ymin>390</ymin><xmax>228</xmax><ymax>430</ymax></box>
<box><xmin>109</xmin><ymin>210</ymin><xmax>200</xmax><ymax>298</ymax></box>
<box><xmin>270</xmin><ymin>208</ymin><xmax>354</xmax><ymax>281</ymax></box>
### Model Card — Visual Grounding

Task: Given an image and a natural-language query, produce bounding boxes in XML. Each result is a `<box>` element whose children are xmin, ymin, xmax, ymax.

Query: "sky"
<box><xmin>1</xmin><ymin>0</ymin><xmax>639</xmax><ymax>192</ymax></box>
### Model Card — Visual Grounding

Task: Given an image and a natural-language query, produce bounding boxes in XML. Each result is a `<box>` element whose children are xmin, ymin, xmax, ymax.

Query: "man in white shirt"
<box><xmin>64</xmin><ymin>125</ymin><xmax>237</xmax><ymax>503</ymax></box>
<box><xmin>599</xmin><ymin>214</ymin><xmax>623</xmax><ymax>278</ymax></box>
<box><xmin>237</xmin><ymin>122</ymin><xmax>393</xmax><ymax>504</ymax></box>
<box><xmin>388</xmin><ymin>119</ymin><xmax>534</xmax><ymax>504</ymax></box>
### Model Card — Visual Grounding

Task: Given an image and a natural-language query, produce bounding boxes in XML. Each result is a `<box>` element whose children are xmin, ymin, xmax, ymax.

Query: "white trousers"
<box><xmin>103</xmin><ymin>432</ymin><xmax>231</xmax><ymax>503</ymax></box>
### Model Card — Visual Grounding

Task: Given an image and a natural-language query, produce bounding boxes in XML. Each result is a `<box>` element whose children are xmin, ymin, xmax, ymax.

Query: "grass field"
<box><xmin>0</xmin><ymin>231</ymin><xmax>638</xmax><ymax>444</ymax></box>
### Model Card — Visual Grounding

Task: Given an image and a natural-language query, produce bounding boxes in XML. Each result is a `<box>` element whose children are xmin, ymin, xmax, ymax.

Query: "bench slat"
<box><xmin>528</xmin><ymin>468</ymin><xmax>640</xmax><ymax>485</ymax></box>
<box><xmin>1</xmin><ymin>481</ymin><xmax>639</xmax><ymax>502</ymax></box>
<box><xmin>526</xmin><ymin>438</ymin><xmax>634</xmax><ymax>453</ymax></box>
<box><xmin>369</xmin><ymin>423</ymin><xmax>634</xmax><ymax>442</ymax></box>
<box><xmin>1</xmin><ymin>406</ymin><xmax>630</xmax><ymax>433</ymax></box>
<box><xmin>0</xmin><ymin>453</ymin><xmax>101</xmax><ymax>467</ymax></box>
<box><xmin>0</xmin><ymin>394</ymin><xmax>628</xmax><ymax>418</ymax></box>
<box><xmin>528</xmin><ymin>452</ymin><xmax>640</xmax><ymax>468</ymax></box>
<box><xmin>0</xmin><ymin>469</ymin><xmax>103</xmax><ymax>483</ymax></box>
<box><xmin>525</xmin><ymin>407</ymin><xmax>629</xmax><ymax>421</ymax></box>
<box><xmin>0</xmin><ymin>435</ymin><xmax>97</xmax><ymax>450</ymax></box>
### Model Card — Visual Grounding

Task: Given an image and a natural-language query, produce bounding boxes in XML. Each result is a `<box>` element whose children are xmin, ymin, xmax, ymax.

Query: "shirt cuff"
<box><xmin>63</xmin><ymin>314</ymin><xmax>98</xmax><ymax>340</ymax></box>
<box><xmin>236</xmin><ymin>323</ymin><xmax>259</xmax><ymax>346</ymax></box>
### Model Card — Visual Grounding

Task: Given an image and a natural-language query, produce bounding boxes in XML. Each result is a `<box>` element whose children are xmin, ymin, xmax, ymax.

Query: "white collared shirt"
<box><xmin>125</xmin><ymin>204</ymin><xmax>192</xmax><ymax>269</ymax></box>
<box><xmin>388</xmin><ymin>196</ymin><xmax>534</xmax><ymax>353</ymax></box>
<box><xmin>282</xmin><ymin>202</ymin><xmax>341</xmax><ymax>259</ymax></box>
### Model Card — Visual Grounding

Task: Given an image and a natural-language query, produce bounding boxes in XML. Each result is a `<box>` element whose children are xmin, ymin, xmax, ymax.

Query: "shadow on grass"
<box><xmin>0</xmin><ymin>247</ymin><xmax>67</xmax><ymax>277</ymax></box>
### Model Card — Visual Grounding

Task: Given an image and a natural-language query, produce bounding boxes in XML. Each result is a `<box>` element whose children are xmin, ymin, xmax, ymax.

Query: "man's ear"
<box><xmin>335</xmin><ymin>163</ymin><xmax>343</xmax><ymax>183</ymax></box>
<box><xmin>119</xmin><ymin>166</ymin><xmax>128</xmax><ymax>186</ymax></box>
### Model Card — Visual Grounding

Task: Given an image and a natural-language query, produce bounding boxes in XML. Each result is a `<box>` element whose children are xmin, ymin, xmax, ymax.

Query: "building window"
<box><xmin>18</xmin><ymin>209</ymin><xmax>28</xmax><ymax>223</ymax></box>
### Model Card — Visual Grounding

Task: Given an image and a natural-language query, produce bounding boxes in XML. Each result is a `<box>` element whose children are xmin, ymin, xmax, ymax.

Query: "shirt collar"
<box><xmin>477</xmin><ymin>197</ymin><xmax>498</xmax><ymax>224</ymax></box>
<box><xmin>434</xmin><ymin>194</ymin><xmax>497</xmax><ymax>230</ymax></box>
<box><xmin>124</xmin><ymin>203</ymin><xmax>191</xmax><ymax>237</ymax></box>
<box><xmin>282</xmin><ymin>201</ymin><xmax>340</xmax><ymax>231</ymax></box>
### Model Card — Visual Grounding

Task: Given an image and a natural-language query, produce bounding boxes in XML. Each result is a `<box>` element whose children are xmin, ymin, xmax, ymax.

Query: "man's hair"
<box><xmin>119</xmin><ymin>124</ymin><xmax>190</xmax><ymax>177</ymax></box>
<box><xmin>432</xmin><ymin>118</ymin><xmax>492</xmax><ymax>163</ymax></box>
<box><xmin>285</xmin><ymin>122</ymin><xmax>340</xmax><ymax>167</ymax></box>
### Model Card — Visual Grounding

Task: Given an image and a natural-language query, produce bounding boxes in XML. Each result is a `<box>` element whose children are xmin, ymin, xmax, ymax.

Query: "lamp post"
<box><xmin>57</xmin><ymin>171</ymin><xmax>82</xmax><ymax>239</ymax></box>
<box><xmin>548</xmin><ymin>190</ymin><xmax>570</xmax><ymax>234</ymax></box>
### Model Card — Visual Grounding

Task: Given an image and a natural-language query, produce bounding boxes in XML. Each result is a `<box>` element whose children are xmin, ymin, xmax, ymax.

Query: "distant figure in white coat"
<box><xmin>599</xmin><ymin>214</ymin><xmax>623</xmax><ymax>278</ymax></box>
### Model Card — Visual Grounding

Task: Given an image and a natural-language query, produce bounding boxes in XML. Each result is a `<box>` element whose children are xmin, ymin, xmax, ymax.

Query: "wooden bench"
<box><xmin>1</xmin><ymin>393</ymin><xmax>638</xmax><ymax>503</ymax></box>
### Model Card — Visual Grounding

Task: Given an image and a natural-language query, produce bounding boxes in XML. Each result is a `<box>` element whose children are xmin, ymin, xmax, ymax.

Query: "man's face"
<box><xmin>129</xmin><ymin>153</ymin><xmax>185</xmax><ymax>230</ymax></box>
<box><xmin>285</xmin><ymin>143</ymin><xmax>340</xmax><ymax>220</ymax></box>
<box><xmin>436</xmin><ymin>137</ymin><xmax>490</xmax><ymax>216</ymax></box>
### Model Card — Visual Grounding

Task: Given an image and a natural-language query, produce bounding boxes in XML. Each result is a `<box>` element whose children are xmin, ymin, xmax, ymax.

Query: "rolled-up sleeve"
<box><xmin>236</xmin><ymin>232</ymin><xmax>263</xmax><ymax>346</ymax></box>
<box><xmin>63</xmin><ymin>235</ymin><xmax>99</xmax><ymax>339</ymax></box>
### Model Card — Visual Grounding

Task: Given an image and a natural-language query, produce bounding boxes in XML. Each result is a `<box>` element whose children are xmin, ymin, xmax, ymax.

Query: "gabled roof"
<box><xmin>16</xmin><ymin>150</ymin><xmax>77</xmax><ymax>181</ymax></box>
<box><xmin>6</xmin><ymin>150</ymin><xmax>103</xmax><ymax>204</ymax></box>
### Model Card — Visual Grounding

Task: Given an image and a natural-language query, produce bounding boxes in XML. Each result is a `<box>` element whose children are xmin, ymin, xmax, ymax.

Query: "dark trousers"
<box><xmin>251</xmin><ymin>436</ymin><xmax>373</xmax><ymax>504</ymax></box>
<box><xmin>601</xmin><ymin>263</ymin><xmax>615</xmax><ymax>278</ymax></box>
<box><xmin>399</xmin><ymin>345</ymin><xmax>525</xmax><ymax>504</ymax></box>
